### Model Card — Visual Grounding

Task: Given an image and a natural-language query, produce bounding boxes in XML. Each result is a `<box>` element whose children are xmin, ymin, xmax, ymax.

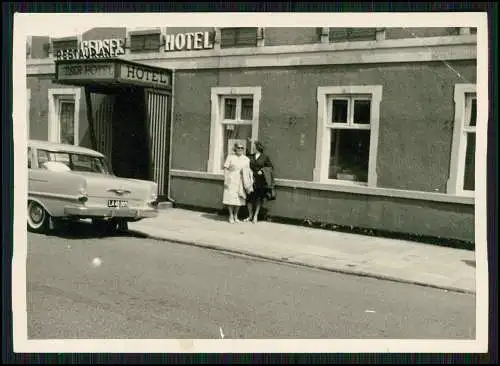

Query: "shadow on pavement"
<box><xmin>48</xmin><ymin>220</ymin><xmax>149</xmax><ymax>240</ymax></box>
<box><xmin>200</xmin><ymin>213</ymin><xmax>230</xmax><ymax>222</ymax></box>
<box><xmin>462</xmin><ymin>259</ymin><xmax>476</xmax><ymax>268</ymax></box>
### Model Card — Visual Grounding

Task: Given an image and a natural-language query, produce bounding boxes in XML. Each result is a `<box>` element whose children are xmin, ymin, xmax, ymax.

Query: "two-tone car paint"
<box><xmin>27</xmin><ymin>140</ymin><xmax>159</xmax><ymax>233</ymax></box>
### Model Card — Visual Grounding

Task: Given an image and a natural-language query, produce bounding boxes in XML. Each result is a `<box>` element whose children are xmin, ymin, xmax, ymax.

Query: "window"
<box><xmin>208</xmin><ymin>87</ymin><xmax>262</xmax><ymax>173</ymax></box>
<box><xmin>52</xmin><ymin>39</ymin><xmax>78</xmax><ymax>55</ymax></box>
<box><xmin>130</xmin><ymin>33</ymin><xmax>161</xmax><ymax>52</ymax></box>
<box><xmin>314</xmin><ymin>86</ymin><xmax>382</xmax><ymax>186</ymax></box>
<box><xmin>27</xmin><ymin>147</ymin><xmax>33</xmax><ymax>169</ymax></box>
<box><xmin>48</xmin><ymin>88</ymin><xmax>81</xmax><ymax>146</ymax></box>
<box><xmin>27</xmin><ymin>89</ymin><xmax>31</xmax><ymax>139</ymax></box>
<box><xmin>329</xmin><ymin>28</ymin><xmax>377</xmax><ymax>42</ymax></box>
<box><xmin>59</xmin><ymin>100</ymin><xmax>76</xmax><ymax>145</ymax></box>
<box><xmin>220</xmin><ymin>28</ymin><xmax>258</xmax><ymax>48</ymax></box>
<box><xmin>447</xmin><ymin>84</ymin><xmax>477</xmax><ymax>196</ymax></box>
<box><xmin>36</xmin><ymin>149</ymin><xmax>111</xmax><ymax>174</ymax></box>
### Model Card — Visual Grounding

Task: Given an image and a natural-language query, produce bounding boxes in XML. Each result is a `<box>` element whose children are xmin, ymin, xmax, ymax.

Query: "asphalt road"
<box><xmin>27</xmin><ymin>224</ymin><xmax>476</xmax><ymax>339</ymax></box>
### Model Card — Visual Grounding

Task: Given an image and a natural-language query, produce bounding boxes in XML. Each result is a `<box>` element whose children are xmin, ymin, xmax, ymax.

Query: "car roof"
<box><xmin>28</xmin><ymin>140</ymin><xmax>104</xmax><ymax>158</ymax></box>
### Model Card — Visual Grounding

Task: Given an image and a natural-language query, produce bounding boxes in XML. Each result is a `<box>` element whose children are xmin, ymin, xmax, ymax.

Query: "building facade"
<box><xmin>26</xmin><ymin>26</ymin><xmax>477</xmax><ymax>243</ymax></box>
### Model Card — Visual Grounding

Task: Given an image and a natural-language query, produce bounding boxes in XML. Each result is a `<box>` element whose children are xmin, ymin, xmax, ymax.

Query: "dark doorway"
<box><xmin>111</xmin><ymin>87</ymin><xmax>150</xmax><ymax>180</ymax></box>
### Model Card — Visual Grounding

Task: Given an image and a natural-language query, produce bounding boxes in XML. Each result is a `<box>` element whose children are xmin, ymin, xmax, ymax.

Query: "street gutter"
<box><xmin>127</xmin><ymin>230</ymin><xmax>476</xmax><ymax>296</ymax></box>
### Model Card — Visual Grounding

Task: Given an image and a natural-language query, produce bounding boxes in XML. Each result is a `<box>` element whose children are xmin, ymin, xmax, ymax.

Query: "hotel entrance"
<box><xmin>54</xmin><ymin>58</ymin><xmax>173</xmax><ymax>199</ymax></box>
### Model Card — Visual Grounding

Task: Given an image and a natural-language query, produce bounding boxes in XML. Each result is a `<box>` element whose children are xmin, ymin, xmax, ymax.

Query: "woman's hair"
<box><xmin>233</xmin><ymin>143</ymin><xmax>244</xmax><ymax>152</ymax></box>
<box><xmin>254</xmin><ymin>141</ymin><xmax>265</xmax><ymax>153</ymax></box>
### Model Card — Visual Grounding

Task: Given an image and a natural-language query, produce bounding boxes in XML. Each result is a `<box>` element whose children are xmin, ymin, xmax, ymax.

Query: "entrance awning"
<box><xmin>54</xmin><ymin>58</ymin><xmax>172</xmax><ymax>91</ymax></box>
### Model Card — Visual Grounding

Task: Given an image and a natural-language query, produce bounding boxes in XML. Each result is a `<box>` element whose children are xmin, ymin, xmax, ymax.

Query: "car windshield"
<box><xmin>36</xmin><ymin>149</ymin><xmax>112</xmax><ymax>175</ymax></box>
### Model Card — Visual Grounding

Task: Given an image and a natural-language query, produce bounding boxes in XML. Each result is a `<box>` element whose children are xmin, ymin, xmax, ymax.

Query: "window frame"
<box><xmin>447</xmin><ymin>84</ymin><xmax>477</xmax><ymax>197</ymax></box>
<box><xmin>26</xmin><ymin>88</ymin><xmax>31</xmax><ymax>139</ymax></box>
<box><xmin>208</xmin><ymin>86</ymin><xmax>262</xmax><ymax>173</ymax></box>
<box><xmin>51</xmin><ymin>38</ymin><xmax>78</xmax><ymax>55</ymax></box>
<box><xmin>27</xmin><ymin>147</ymin><xmax>33</xmax><ymax>169</ymax></box>
<box><xmin>314</xmin><ymin>85</ymin><xmax>383</xmax><ymax>187</ymax></box>
<box><xmin>48</xmin><ymin>88</ymin><xmax>81</xmax><ymax>146</ymax></box>
<box><xmin>220</xmin><ymin>28</ymin><xmax>258</xmax><ymax>48</ymax></box>
<box><xmin>34</xmin><ymin>148</ymin><xmax>112</xmax><ymax>175</ymax></box>
<box><xmin>130</xmin><ymin>32</ymin><xmax>161</xmax><ymax>52</ymax></box>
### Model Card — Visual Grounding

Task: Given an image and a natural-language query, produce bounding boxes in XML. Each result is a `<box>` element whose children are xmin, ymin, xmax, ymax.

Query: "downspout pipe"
<box><xmin>166</xmin><ymin>68</ymin><xmax>176</xmax><ymax>205</ymax></box>
<box><xmin>84</xmin><ymin>87</ymin><xmax>98</xmax><ymax>151</ymax></box>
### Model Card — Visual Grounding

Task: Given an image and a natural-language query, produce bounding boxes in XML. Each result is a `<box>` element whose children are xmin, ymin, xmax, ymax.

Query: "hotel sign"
<box><xmin>120</xmin><ymin>63</ymin><xmax>171</xmax><ymax>88</ymax></box>
<box><xmin>55</xmin><ymin>59</ymin><xmax>172</xmax><ymax>90</ymax></box>
<box><xmin>55</xmin><ymin>39</ymin><xmax>126</xmax><ymax>61</ymax></box>
<box><xmin>164</xmin><ymin>31</ymin><xmax>214</xmax><ymax>52</ymax></box>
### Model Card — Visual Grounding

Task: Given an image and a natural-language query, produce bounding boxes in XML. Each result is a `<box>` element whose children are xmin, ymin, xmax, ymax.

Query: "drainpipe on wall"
<box><xmin>84</xmin><ymin>87</ymin><xmax>98</xmax><ymax>151</ymax></box>
<box><xmin>166</xmin><ymin>68</ymin><xmax>176</xmax><ymax>205</ymax></box>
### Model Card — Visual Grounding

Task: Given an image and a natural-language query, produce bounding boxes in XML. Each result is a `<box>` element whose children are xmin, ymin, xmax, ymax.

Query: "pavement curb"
<box><xmin>129</xmin><ymin>228</ymin><xmax>476</xmax><ymax>296</ymax></box>
<box><xmin>157</xmin><ymin>202</ymin><xmax>174</xmax><ymax>210</ymax></box>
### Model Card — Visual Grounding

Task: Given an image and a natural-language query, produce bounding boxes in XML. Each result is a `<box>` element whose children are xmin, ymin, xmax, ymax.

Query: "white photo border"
<box><xmin>13</xmin><ymin>11</ymin><xmax>489</xmax><ymax>354</ymax></box>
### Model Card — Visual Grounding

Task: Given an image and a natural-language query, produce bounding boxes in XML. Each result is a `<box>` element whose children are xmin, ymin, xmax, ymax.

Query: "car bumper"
<box><xmin>64</xmin><ymin>205</ymin><xmax>158</xmax><ymax>220</ymax></box>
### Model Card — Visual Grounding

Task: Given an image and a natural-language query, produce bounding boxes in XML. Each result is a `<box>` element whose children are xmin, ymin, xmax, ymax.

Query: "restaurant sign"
<box><xmin>55</xmin><ymin>39</ymin><xmax>125</xmax><ymax>61</ymax></box>
<box><xmin>57</xmin><ymin>62</ymin><xmax>115</xmax><ymax>80</ymax></box>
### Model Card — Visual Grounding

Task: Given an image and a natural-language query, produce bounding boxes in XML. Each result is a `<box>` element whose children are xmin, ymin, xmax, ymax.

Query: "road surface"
<box><xmin>26</xmin><ymin>225</ymin><xmax>476</xmax><ymax>339</ymax></box>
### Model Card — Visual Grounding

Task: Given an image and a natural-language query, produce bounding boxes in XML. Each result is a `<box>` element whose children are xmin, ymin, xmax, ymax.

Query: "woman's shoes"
<box><xmin>231</xmin><ymin>216</ymin><xmax>257</xmax><ymax>224</ymax></box>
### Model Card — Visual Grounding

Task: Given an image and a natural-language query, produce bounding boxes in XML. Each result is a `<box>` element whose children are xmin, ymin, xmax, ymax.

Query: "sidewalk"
<box><xmin>129</xmin><ymin>207</ymin><xmax>476</xmax><ymax>294</ymax></box>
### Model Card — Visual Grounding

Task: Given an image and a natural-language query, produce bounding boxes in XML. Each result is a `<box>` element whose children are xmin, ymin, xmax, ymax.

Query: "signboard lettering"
<box><xmin>55</xmin><ymin>39</ymin><xmax>125</xmax><ymax>61</ymax></box>
<box><xmin>120</xmin><ymin>64</ymin><xmax>171</xmax><ymax>88</ymax></box>
<box><xmin>164</xmin><ymin>31</ymin><xmax>214</xmax><ymax>52</ymax></box>
<box><xmin>57</xmin><ymin>62</ymin><xmax>115</xmax><ymax>80</ymax></box>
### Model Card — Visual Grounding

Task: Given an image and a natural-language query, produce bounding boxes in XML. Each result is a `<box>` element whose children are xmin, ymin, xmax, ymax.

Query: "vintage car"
<box><xmin>27</xmin><ymin>139</ymin><xmax>159</xmax><ymax>234</ymax></box>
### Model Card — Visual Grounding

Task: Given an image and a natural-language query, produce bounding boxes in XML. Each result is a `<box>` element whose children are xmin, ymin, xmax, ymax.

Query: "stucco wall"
<box><xmin>385</xmin><ymin>27</ymin><xmax>458</xmax><ymax>39</ymax></box>
<box><xmin>82</xmin><ymin>27</ymin><xmax>127</xmax><ymax>41</ymax></box>
<box><xmin>27</xmin><ymin>75</ymin><xmax>90</xmax><ymax>147</ymax></box>
<box><xmin>170</xmin><ymin>176</ymin><xmax>475</xmax><ymax>242</ymax></box>
<box><xmin>265</xmin><ymin>28</ymin><xmax>321</xmax><ymax>46</ymax></box>
<box><xmin>171</xmin><ymin>60</ymin><xmax>476</xmax><ymax>193</ymax></box>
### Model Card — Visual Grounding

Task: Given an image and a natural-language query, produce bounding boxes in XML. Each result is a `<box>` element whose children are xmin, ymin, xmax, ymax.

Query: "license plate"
<box><xmin>108</xmin><ymin>199</ymin><xmax>128</xmax><ymax>208</ymax></box>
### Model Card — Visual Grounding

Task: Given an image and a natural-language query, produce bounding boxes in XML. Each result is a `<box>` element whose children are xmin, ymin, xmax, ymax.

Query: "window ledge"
<box><xmin>51</xmin><ymin>36</ymin><xmax>78</xmax><ymax>42</ymax></box>
<box><xmin>169</xmin><ymin>169</ymin><xmax>475</xmax><ymax>205</ymax></box>
<box><xmin>129</xmin><ymin>29</ymin><xmax>161</xmax><ymax>36</ymax></box>
<box><xmin>171</xmin><ymin>169</ymin><xmax>224</xmax><ymax>181</ymax></box>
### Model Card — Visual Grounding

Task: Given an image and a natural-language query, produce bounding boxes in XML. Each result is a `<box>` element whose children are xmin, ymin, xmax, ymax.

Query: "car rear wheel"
<box><xmin>117</xmin><ymin>220</ymin><xmax>129</xmax><ymax>232</ymax></box>
<box><xmin>27</xmin><ymin>200</ymin><xmax>50</xmax><ymax>234</ymax></box>
<box><xmin>93</xmin><ymin>219</ymin><xmax>118</xmax><ymax>236</ymax></box>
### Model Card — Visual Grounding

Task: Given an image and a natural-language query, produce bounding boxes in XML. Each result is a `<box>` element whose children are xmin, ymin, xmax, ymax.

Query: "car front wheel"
<box><xmin>27</xmin><ymin>200</ymin><xmax>50</xmax><ymax>234</ymax></box>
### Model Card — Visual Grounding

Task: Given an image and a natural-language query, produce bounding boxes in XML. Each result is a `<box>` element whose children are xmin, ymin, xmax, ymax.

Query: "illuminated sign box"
<box><xmin>55</xmin><ymin>59</ymin><xmax>172</xmax><ymax>90</ymax></box>
<box><xmin>57</xmin><ymin>62</ymin><xmax>115</xmax><ymax>80</ymax></box>
<box><xmin>119</xmin><ymin>63</ymin><xmax>171</xmax><ymax>88</ymax></box>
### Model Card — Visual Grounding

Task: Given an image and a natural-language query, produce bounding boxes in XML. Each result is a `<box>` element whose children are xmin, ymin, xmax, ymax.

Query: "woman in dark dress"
<box><xmin>244</xmin><ymin>140</ymin><xmax>274</xmax><ymax>224</ymax></box>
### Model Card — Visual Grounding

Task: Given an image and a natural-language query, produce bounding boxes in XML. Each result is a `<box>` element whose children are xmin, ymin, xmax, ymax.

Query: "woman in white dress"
<box><xmin>223</xmin><ymin>142</ymin><xmax>253</xmax><ymax>223</ymax></box>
